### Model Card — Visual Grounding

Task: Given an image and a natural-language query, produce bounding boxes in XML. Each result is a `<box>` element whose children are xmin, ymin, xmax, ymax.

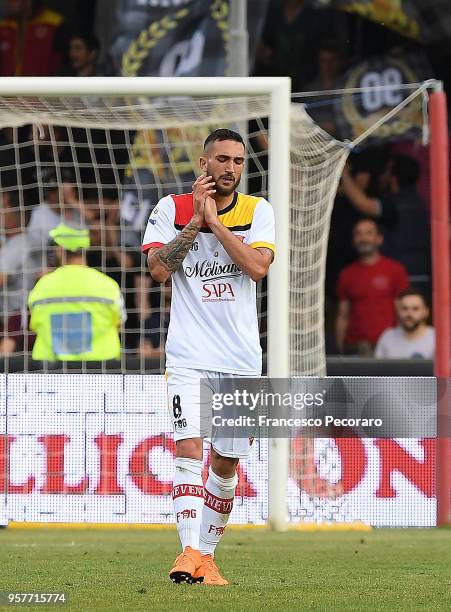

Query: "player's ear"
<box><xmin>199</xmin><ymin>156</ymin><xmax>207</xmax><ymax>173</ymax></box>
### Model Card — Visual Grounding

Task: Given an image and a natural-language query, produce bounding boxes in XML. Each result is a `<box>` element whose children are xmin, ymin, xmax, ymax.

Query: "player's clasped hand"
<box><xmin>192</xmin><ymin>175</ymin><xmax>216</xmax><ymax>226</ymax></box>
<box><xmin>203</xmin><ymin>196</ymin><xmax>219</xmax><ymax>228</ymax></box>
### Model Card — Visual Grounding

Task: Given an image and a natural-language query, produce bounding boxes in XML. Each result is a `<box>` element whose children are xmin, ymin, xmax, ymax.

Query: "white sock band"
<box><xmin>200</xmin><ymin>467</ymin><xmax>238</xmax><ymax>556</ymax></box>
<box><xmin>172</xmin><ymin>457</ymin><xmax>204</xmax><ymax>550</ymax></box>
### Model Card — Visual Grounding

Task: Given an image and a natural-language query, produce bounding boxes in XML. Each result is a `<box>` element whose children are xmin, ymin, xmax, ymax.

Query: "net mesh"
<box><xmin>0</xmin><ymin>92</ymin><xmax>345</xmax><ymax>378</ymax></box>
<box><xmin>289</xmin><ymin>105</ymin><xmax>348</xmax><ymax>375</ymax></box>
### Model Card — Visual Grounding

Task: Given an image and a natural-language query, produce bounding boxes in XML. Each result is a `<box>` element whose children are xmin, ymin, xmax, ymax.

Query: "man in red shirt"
<box><xmin>335</xmin><ymin>218</ymin><xmax>409</xmax><ymax>355</ymax></box>
<box><xmin>0</xmin><ymin>0</ymin><xmax>66</xmax><ymax>76</ymax></box>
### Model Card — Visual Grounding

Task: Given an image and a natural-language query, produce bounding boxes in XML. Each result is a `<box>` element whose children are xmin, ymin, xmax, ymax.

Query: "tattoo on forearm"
<box><xmin>155</xmin><ymin>221</ymin><xmax>200</xmax><ymax>272</ymax></box>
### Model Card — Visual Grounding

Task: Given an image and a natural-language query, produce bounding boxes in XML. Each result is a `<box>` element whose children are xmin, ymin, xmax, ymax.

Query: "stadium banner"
<box><xmin>329</xmin><ymin>0</ymin><xmax>451</xmax><ymax>46</ymax></box>
<box><xmin>333</xmin><ymin>53</ymin><xmax>432</xmax><ymax>145</ymax></box>
<box><xmin>110</xmin><ymin>0</ymin><xmax>269</xmax><ymax>77</ymax></box>
<box><xmin>331</xmin><ymin>0</ymin><xmax>419</xmax><ymax>40</ymax></box>
<box><xmin>1</xmin><ymin>374</ymin><xmax>436</xmax><ymax>527</ymax></box>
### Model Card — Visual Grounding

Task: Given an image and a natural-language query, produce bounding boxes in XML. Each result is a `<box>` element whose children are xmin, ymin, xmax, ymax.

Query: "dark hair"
<box><xmin>203</xmin><ymin>128</ymin><xmax>244</xmax><ymax>151</ymax></box>
<box><xmin>353</xmin><ymin>217</ymin><xmax>382</xmax><ymax>234</ymax></box>
<box><xmin>391</xmin><ymin>154</ymin><xmax>420</xmax><ymax>187</ymax></box>
<box><xmin>70</xmin><ymin>31</ymin><xmax>100</xmax><ymax>52</ymax></box>
<box><xmin>398</xmin><ymin>287</ymin><xmax>428</xmax><ymax>306</ymax></box>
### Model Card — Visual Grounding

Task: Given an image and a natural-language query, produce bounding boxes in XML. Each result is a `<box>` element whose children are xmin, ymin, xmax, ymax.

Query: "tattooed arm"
<box><xmin>147</xmin><ymin>219</ymin><xmax>201</xmax><ymax>283</ymax></box>
<box><xmin>203</xmin><ymin>197</ymin><xmax>274</xmax><ymax>282</ymax></box>
<box><xmin>147</xmin><ymin>175</ymin><xmax>216</xmax><ymax>283</ymax></box>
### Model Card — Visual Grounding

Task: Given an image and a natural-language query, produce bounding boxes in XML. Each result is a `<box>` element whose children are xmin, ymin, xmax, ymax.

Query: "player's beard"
<box><xmin>212</xmin><ymin>173</ymin><xmax>241</xmax><ymax>196</ymax></box>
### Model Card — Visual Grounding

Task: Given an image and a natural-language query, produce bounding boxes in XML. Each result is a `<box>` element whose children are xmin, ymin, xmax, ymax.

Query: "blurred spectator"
<box><xmin>60</xmin><ymin>31</ymin><xmax>101</xmax><ymax>77</ymax></box>
<box><xmin>305</xmin><ymin>39</ymin><xmax>346</xmax><ymax>135</ymax></box>
<box><xmin>326</xmin><ymin>150</ymin><xmax>396</xmax><ymax>298</ymax></box>
<box><xmin>19</xmin><ymin>124</ymin><xmax>72</xmax><ymax>208</ymax></box>
<box><xmin>119</xmin><ymin>189</ymin><xmax>155</xmax><ymax>350</ymax></box>
<box><xmin>255</xmin><ymin>0</ymin><xmax>344</xmax><ymax>91</ymax></box>
<box><xmin>0</xmin><ymin>194</ymin><xmax>38</xmax><ymax>355</ymax></box>
<box><xmin>0</xmin><ymin>0</ymin><xmax>67</xmax><ymax>76</ymax></box>
<box><xmin>339</xmin><ymin>163</ymin><xmax>397</xmax><ymax>227</ymax></box>
<box><xmin>335</xmin><ymin>218</ymin><xmax>409</xmax><ymax>355</ymax></box>
<box><xmin>382</xmin><ymin>154</ymin><xmax>431</xmax><ymax>289</ymax></box>
<box><xmin>391</xmin><ymin>138</ymin><xmax>434</xmax><ymax>204</ymax></box>
<box><xmin>138</xmin><ymin>282</ymin><xmax>171</xmax><ymax>359</ymax></box>
<box><xmin>84</xmin><ymin>189</ymin><xmax>121</xmax><ymax>285</ymax></box>
<box><xmin>375</xmin><ymin>289</ymin><xmax>435</xmax><ymax>359</ymax></box>
<box><xmin>28</xmin><ymin>224</ymin><xmax>125</xmax><ymax>361</ymax></box>
<box><xmin>28</xmin><ymin>179</ymin><xmax>90</xmax><ymax>249</ymax></box>
<box><xmin>26</xmin><ymin>176</ymin><xmax>98</xmax><ymax>284</ymax></box>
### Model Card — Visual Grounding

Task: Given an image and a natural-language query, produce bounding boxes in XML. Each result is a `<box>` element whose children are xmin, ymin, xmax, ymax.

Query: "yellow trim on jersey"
<box><xmin>250</xmin><ymin>241</ymin><xmax>276</xmax><ymax>254</ymax></box>
<box><xmin>220</xmin><ymin>193</ymin><xmax>261</xmax><ymax>229</ymax></box>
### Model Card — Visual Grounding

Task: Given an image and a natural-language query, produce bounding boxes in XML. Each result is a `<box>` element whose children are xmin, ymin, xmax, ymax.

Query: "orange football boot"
<box><xmin>192</xmin><ymin>554</ymin><xmax>229</xmax><ymax>586</ymax></box>
<box><xmin>169</xmin><ymin>546</ymin><xmax>202</xmax><ymax>584</ymax></box>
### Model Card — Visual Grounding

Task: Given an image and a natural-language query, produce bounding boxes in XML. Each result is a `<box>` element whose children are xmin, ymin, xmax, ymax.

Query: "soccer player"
<box><xmin>142</xmin><ymin>129</ymin><xmax>275</xmax><ymax>585</ymax></box>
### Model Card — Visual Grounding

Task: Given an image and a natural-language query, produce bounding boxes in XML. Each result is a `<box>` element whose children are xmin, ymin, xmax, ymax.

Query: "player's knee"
<box><xmin>211</xmin><ymin>449</ymin><xmax>239</xmax><ymax>478</ymax></box>
<box><xmin>176</xmin><ymin>437</ymin><xmax>203</xmax><ymax>460</ymax></box>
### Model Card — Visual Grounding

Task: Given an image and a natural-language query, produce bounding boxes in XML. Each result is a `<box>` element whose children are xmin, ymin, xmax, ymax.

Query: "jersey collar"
<box><xmin>217</xmin><ymin>191</ymin><xmax>238</xmax><ymax>216</ymax></box>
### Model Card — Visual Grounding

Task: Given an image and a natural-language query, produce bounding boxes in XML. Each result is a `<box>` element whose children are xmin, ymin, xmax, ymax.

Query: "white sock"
<box><xmin>172</xmin><ymin>457</ymin><xmax>204</xmax><ymax>550</ymax></box>
<box><xmin>199</xmin><ymin>466</ymin><xmax>238</xmax><ymax>556</ymax></box>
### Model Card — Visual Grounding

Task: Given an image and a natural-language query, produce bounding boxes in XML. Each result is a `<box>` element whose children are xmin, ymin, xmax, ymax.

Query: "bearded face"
<box><xmin>352</xmin><ymin>220</ymin><xmax>383</xmax><ymax>257</ymax></box>
<box><xmin>200</xmin><ymin>139</ymin><xmax>245</xmax><ymax>197</ymax></box>
<box><xmin>397</xmin><ymin>295</ymin><xmax>429</xmax><ymax>332</ymax></box>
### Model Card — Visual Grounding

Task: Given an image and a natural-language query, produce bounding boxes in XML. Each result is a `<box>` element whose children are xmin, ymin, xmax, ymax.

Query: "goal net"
<box><xmin>0</xmin><ymin>84</ymin><xmax>348</xmax><ymax>377</ymax></box>
<box><xmin>0</xmin><ymin>77</ymin><xmax>441</xmax><ymax>527</ymax></box>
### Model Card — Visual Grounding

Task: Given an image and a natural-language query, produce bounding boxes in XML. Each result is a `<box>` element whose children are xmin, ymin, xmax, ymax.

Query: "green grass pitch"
<box><xmin>0</xmin><ymin>527</ymin><xmax>450</xmax><ymax>611</ymax></box>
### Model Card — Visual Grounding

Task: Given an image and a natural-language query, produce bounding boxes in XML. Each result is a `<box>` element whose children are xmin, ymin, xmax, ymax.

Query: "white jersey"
<box><xmin>142</xmin><ymin>191</ymin><xmax>275</xmax><ymax>374</ymax></box>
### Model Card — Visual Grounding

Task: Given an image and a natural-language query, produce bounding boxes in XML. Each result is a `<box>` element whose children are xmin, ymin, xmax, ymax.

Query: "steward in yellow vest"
<box><xmin>28</xmin><ymin>224</ymin><xmax>125</xmax><ymax>361</ymax></box>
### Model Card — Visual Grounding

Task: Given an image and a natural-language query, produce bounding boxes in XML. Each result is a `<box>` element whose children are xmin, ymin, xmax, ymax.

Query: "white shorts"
<box><xmin>166</xmin><ymin>366</ymin><xmax>256</xmax><ymax>459</ymax></box>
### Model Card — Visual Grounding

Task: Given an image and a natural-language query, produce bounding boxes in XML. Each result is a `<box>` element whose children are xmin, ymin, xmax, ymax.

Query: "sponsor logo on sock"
<box><xmin>172</xmin><ymin>484</ymin><xmax>204</xmax><ymax>499</ymax></box>
<box><xmin>204</xmin><ymin>488</ymin><xmax>234</xmax><ymax>514</ymax></box>
<box><xmin>208</xmin><ymin>524</ymin><xmax>225</xmax><ymax>536</ymax></box>
<box><xmin>176</xmin><ymin>508</ymin><xmax>197</xmax><ymax>522</ymax></box>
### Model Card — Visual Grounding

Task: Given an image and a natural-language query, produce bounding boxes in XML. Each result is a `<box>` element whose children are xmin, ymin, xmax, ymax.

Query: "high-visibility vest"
<box><xmin>28</xmin><ymin>265</ymin><xmax>122</xmax><ymax>361</ymax></box>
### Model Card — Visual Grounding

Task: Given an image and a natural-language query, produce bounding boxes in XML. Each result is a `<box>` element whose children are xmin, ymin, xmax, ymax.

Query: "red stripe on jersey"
<box><xmin>142</xmin><ymin>241</ymin><xmax>164</xmax><ymax>253</ymax></box>
<box><xmin>172</xmin><ymin>484</ymin><xmax>204</xmax><ymax>500</ymax></box>
<box><xmin>173</xmin><ymin>193</ymin><xmax>209</xmax><ymax>229</ymax></box>
<box><xmin>204</xmin><ymin>487</ymin><xmax>234</xmax><ymax>514</ymax></box>
<box><xmin>173</xmin><ymin>193</ymin><xmax>194</xmax><ymax>226</ymax></box>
